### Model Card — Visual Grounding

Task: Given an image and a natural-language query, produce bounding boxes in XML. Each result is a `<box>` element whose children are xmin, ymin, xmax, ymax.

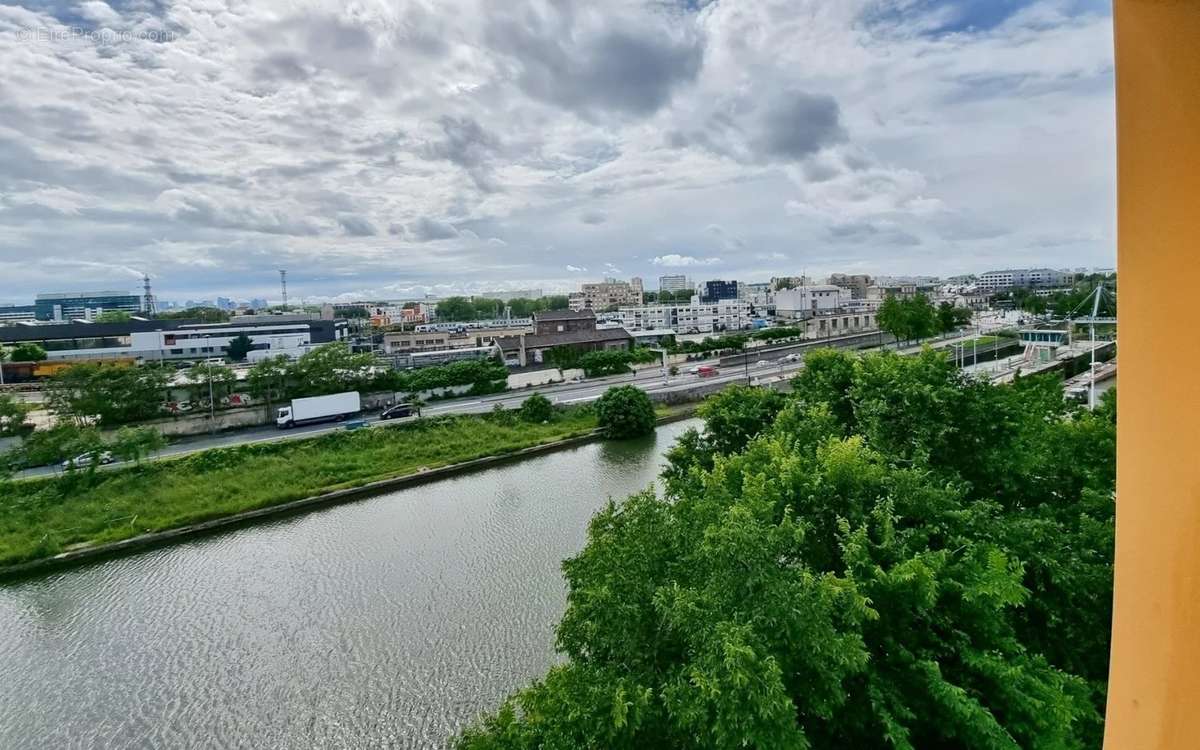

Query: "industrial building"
<box><xmin>34</xmin><ymin>291</ymin><xmax>145</xmax><ymax>321</ymax></box>
<box><xmin>773</xmin><ymin>285</ymin><xmax>848</xmax><ymax>318</ymax></box>
<box><xmin>0</xmin><ymin>317</ymin><xmax>349</xmax><ymax>363</ymax></box>
<box><xmin>494</xmin><ymin>310</ymin><xmax>633</xmax><ymax>367</ymax></box>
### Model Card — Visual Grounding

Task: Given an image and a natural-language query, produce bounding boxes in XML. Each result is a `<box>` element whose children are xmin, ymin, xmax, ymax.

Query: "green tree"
<box><xmin>545</xmin><ymin>346</ymin><xmax>582</xmax><ymax>370</ymax></box>
<box><xmin>694</xmin><ymin>384</ymin><xmax>786</xmax><ymax>455</ymax></box>
<box><xmin>876</xmin><ymin>295</ymin><xmax>908</xmax><ymax>342</ymax></box>
<box><xmin>473</xmin><ymin>298</ymin><xmax>505</xmax><ymax>319</ymax></box>
<box><xmin>109</xmin><ymin>426</ymin><xmax>167</xmax><ymax>466</ymax></box>
<box><xmin>936</xmin><ymin>301</ymin><xmax>959</xmax><ymax>333</ymax></box>
<box><xmin>459</xmin><ymin>349</ymin><xmax>1115</xmax><ymax>748</ymax></box>
<box><xmin>435</xmin><ymin>296</ymin><xmax>477</xmax><ymax>322</ymax></box>
<box><xmin>156</xmin><ymin>306</ymin><xmax>230</xmax><ymax>322</ymax></box>
<box><xmin>186</xmin><ymin>363</ymin><xmax>236</xmax><ymax>406</ymax></box>
<box><xmin>46</xmin><ymin>363</ymin><xmax>171</xmax><ymax>426</ymax></box>
<box><xmin>247</xmin><ymin>355</ymin><xmax>292</xmax><ymax>412</ymax></box>
<box><xmin>15</xmin><ymin>422</ymin><xmax>104</xmax><ymax>471</ymax></box>
<box><xmin>594</xmin><ymin>385</ymin><xmax>656</xmax><ymax>439</ymax></box>
<box><xmin>225</xmin><ymin>333</ymin><xmax>255</xmax><ymax>362</ymax></box>
<box><xmin>0</xmin><ymin>393</ymin><xmax>30</xmax><ymax>437</ymax></box>
<box><xmin>287</xmin><ymin>343</ymin><xmax>374</xmax><ymax>397</ymax></box>
<box><xmin>94</xmin><ymin>309</ymin><xmax>132</xmax><ymax>323</ymax></box>
<box><xmin>518</xmin><ymin>393</ymin><xmax>554</xmax><ymax>423</ymax></box>
<box><xmin>580</xmin><ymin>350</ymin><xmax>632</xmax><ymax>377</ymax></box>
<box><xmin>9</xmin><ymin>343</ymin><xmax>47</xmax><ymax>362</ymax></box>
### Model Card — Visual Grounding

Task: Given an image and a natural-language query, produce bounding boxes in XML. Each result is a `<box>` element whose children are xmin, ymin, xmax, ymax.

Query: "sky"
<box><xmin>0</xmin><ymin>0</ymin><xmax>1116</xmax><ymax>304</ymax></box>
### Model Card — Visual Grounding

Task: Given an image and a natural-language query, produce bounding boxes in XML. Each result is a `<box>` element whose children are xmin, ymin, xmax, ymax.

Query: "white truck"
<box><xmin>276</xmin><ymin>391</ymin><xmax>361</xmax><ymax>429</ymax></box>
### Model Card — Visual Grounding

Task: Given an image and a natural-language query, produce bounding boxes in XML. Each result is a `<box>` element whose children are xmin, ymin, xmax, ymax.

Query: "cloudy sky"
<box><xmin>0</xmin><ymin>0</ymin><xmax>1115</xmax><ymax>304</ymax></box>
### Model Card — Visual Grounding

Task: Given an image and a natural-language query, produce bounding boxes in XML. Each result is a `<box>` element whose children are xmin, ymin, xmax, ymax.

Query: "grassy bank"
<box><xmin>0</xmin><ymin>409</ymin><xmax>605</xmax><ymax>567</ymax></box>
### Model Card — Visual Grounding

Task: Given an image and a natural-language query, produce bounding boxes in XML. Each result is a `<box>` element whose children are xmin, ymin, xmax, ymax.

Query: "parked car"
<box><xmin>380</xmin><ymin>403</ymin><xmax>417</xmax><ymax>420</ymax></box>
<box><xmin>62</xmin><ymin>451</ymin><xmax>115</xmax><ymax>470</ymax></box>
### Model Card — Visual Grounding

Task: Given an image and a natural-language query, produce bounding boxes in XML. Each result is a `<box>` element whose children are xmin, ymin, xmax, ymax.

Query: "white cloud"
<box><xmin>0</xmin><ymin>0</ymin><xmax>1116</xmax><ymax>302</ymax></box>
<box><xmin>651</xmin><ymin>254</ymin><xmax>722</xmax><ymax>268</ymax></box>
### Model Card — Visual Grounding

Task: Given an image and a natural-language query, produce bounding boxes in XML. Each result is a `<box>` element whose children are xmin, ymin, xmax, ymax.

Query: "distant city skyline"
<box><xmin>0</xmin><ymin>1</ymin><xmax>1116</xmax><ymax>304</ymax></box>
<box><xmin>0</xmin><ymin>263</ymin><xmax>1117</xmax><ymax>310</ymax></box>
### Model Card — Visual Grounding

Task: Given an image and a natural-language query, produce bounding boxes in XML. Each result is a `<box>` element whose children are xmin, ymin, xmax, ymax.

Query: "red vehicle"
<box><xmin>697</xmin><ymin>365</ymin><xmax>719</xmax><ymax>378</ymax></box>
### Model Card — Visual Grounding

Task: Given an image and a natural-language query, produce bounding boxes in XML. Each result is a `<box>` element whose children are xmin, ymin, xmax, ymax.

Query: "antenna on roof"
<box><xmin>279</xmin><ymin>270</ymin><xmax>288</xmax><ymax>308</ymax></box>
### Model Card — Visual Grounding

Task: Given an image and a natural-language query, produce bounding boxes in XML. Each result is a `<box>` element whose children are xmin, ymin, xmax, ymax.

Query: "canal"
<box><xmin>0</xmin><ymin>419</ymin><xmax>700</xmax><ymax>750</ymax></box>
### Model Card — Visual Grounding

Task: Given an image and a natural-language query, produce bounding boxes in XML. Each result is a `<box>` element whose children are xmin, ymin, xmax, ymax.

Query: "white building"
<box><xmin>658</xmin><ymin>274</ymin><xmax>689</xmax><ymax>293</ymax></box>
<box><xmin>617</xmin><ymin>300</ymin><xmax>751</xmax><ymax>333</ymax></box>
<box><xmin>977</xmin><ymin>268</ymin><xmax>1071</xmax><ymax>291</ymax></box>
<box><xmin>773</xmin><ymin>285</ymin><xmax>848</xmax><ymax>318</ymax></box>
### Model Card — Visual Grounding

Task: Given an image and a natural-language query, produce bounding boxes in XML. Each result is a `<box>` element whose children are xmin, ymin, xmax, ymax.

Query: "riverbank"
<box><xmin>0</xmin><ymin>405</ymin><xmax>696</xmax><ymax>577</ymax></box>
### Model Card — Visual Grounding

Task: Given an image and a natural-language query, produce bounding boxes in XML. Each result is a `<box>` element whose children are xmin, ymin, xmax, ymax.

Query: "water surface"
<box><xmin>0</xmin><ymin>420</ymin><xmax>697</xmax><ymax>749</ymax></box>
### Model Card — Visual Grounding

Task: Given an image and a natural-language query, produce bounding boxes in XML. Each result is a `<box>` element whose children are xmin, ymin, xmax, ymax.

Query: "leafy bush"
<box><xmin>594</xmin><ymin>386</ymin><xmax>656</xmax><ymax>439</ymax></box>
<box><xmin>518</xmin><ymin>393</ymin><xmax>554</xmax><ymax>423</ymax></box>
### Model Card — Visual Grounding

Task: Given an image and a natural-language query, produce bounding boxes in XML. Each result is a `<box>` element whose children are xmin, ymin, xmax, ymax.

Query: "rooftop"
<box><xmin>36</xmin><ymin>291</ymin><xmax>137</xmax><ymax>300</ymax></box>
<box><xmin>533</xmin><ymin>309</ymin><xmax>595</xmax><ymax>321</ymax></box>
<box><xmin>494</xmin><ymin>327</ymin><xmax>632</xmax><ymax>350</ymax></box>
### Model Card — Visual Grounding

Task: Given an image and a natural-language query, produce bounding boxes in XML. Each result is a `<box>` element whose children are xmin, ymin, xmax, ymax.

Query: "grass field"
<box><xmin>0</xmin><ymin>409</ymin><xmax>604</xmax><ymax>567</ymax></box>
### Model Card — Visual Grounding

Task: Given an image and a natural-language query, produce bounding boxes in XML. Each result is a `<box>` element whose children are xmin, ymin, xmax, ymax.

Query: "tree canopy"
<box><xmin>8</xmin><ymin>343</ymin><xmax>47</xmax><ymax>362</ymax></box>
<box><xmin>876</xmin><ymin>294</ymin><xmax>938</xmax><ymax>343</ymax></box>
<box><xmin>594</xmin><ymin>385</ymin><xmax>657</xmax><ymax>439</ymax></box>
<box><xmin>46</xmin><ymin>363</ymin><xmax>172</xmax><ymax>426</ymax></box>
<box><xmin>459</xmin><ymin>348</ymin><xmax>1115</xmax><ymax>749</ymax></box>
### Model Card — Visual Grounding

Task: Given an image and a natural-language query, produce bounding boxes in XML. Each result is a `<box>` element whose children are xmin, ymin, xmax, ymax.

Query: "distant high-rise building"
<box><xmin>658</xmin><ymin>274</ymin><xmax>688</xmax><ymax>293</ymax></box>
<box><xmin>700</xmin><ymin>279</ymin><xmax>738</xmax><ymax>303</ymax></box>
<box><xmin>34</xmin><ymin>290</ymin><xmax>142</xmax><ymax>322</ymax></box>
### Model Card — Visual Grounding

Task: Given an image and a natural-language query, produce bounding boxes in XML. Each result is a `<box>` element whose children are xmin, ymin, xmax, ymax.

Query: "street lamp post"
<box><xmin>205</xmin><ymin>335</ymin><xmax>215</xmax><ymax>434</ymax></box>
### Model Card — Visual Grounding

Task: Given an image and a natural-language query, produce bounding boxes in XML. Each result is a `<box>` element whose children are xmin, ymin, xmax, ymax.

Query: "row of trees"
<box><xmin>2</xmin><ymin>422</ymin><xmax>165</xmax><ymax>475</ymax></box>
<box><xmin>458</xmin><ymin>348</ymin><xmax>1116</xmax><ymax>748</ymax></box>
<box><xmin>877</xmin><ymin>294</ymin><xmax>972</xmax><ymax>344</ymax></box>
<box><xmin>40</xmin><ymin>344</ymin><xmax>509</xmax><ymax>427</ymax></box>
<box><xmin>435</xmin><ymin>295</ymin><xmax>570</xmax><ymax>322</ymax></box>
<box><xmin>545</xmin><ymin>346</ymin><xmax>661</xmax><ymax>376</ymax></box>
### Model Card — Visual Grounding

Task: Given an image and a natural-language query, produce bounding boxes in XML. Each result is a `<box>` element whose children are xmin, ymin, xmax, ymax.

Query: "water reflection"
<box><xmin>0</xmin><ymin>420</ymin><xmax>697</xmax><ymax>750</ymax></box>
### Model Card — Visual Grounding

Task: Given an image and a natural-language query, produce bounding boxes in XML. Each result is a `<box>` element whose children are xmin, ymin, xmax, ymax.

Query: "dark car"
<box><xmin>380</xmin><ymin>403</ymin><xmax>417</xmax><ymax>420</ymax></box>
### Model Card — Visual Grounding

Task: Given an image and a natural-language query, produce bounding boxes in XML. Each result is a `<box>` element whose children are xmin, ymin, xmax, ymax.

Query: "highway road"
<box><xmin>13</xmin><ymin>328</ymin><xmax>998</xmax><ymax>480</ymax></box>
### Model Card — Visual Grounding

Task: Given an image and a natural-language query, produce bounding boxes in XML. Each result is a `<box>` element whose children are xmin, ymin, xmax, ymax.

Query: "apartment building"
<box><xmin>977</xmin><ymin>268</ymin><xmax>1071</xmax><ymax>291</ymax></box>
<box><xmin>617</xmin><ymin>299</ymin><xmax>752</xmax><ymax>333</ymax></box>
<box><xmin>828</xmin><ymin>273</ymin><xmax>874</xmax><ymax>300</ymax></box>
<box><xmin>568</xmin><ymin>278</ymin><xmax>645</xmax><ymax>311</ymax></box>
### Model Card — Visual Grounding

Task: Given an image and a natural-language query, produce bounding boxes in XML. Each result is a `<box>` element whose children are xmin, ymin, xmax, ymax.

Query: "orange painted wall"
<box><xmin>1106</xmin><ymin>2</ymin><xmax>1200</xmax><ymax>747</ymax></box>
